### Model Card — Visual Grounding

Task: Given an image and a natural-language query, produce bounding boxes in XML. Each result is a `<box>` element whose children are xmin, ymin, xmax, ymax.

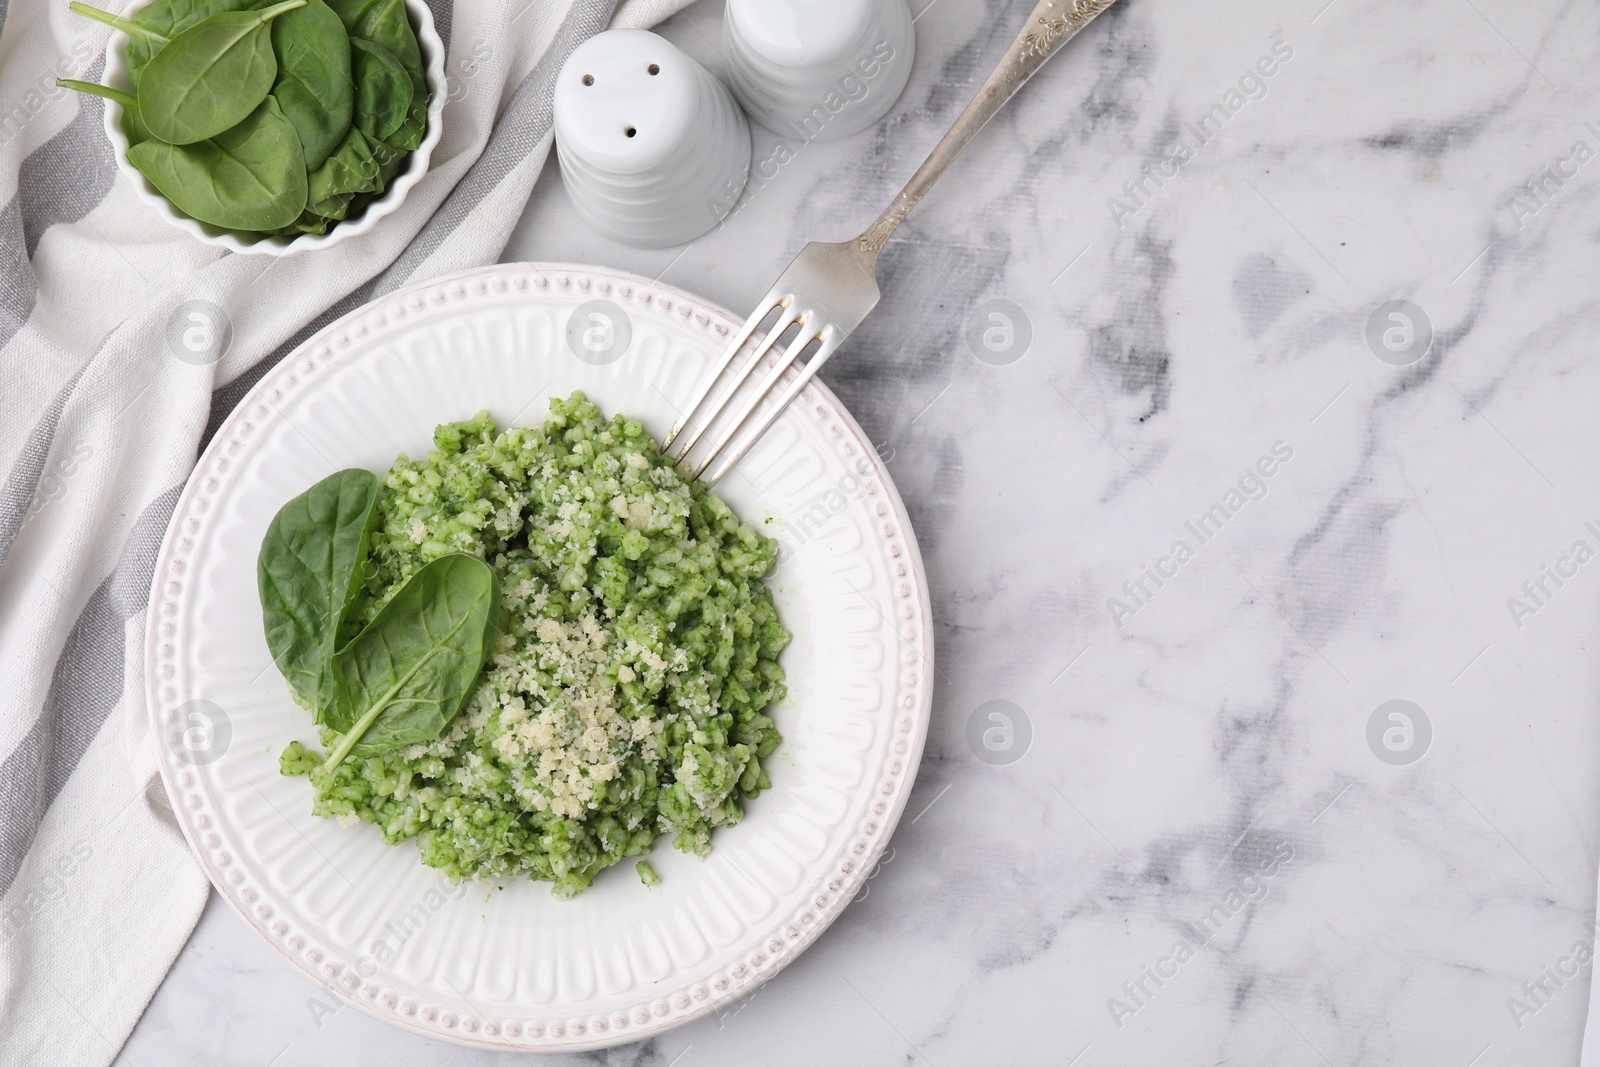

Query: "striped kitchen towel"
<box><xmin>0</xmin><ymin>0</ymin><xmax>695</xmax><ymax>1061</ymax></box>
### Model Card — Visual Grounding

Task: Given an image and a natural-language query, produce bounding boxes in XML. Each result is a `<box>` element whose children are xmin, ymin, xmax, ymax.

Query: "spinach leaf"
<box><xmin>307</xmin><ymin>124</ymin><xmax>379</xmax><ymax>216</ymax></box>
<box><xmin>269</xmin><ymin>0</ymin><xmax>353</xmax><ymax>169</ymax></box>
<box><xmin>366</xmin><ymin>133</ymin><xmax>407</xmax><ymax>190</ymax></box>
<box><xmin>348</xmin><ymin>37</ymin><xmax>409</xmax><ymax>141</ymax></box>
<box><xmin>290</xmin><ymin>209</ymin><xmax>332</xmax><ymax>233</ymax></box>
<box><xmin>323</xmin><ymin>0</ymin><xmax>419</xmax><ymax>82</ymax></box>
<box><xmin>139</xmin><ymin>0</ymin><xmax>307</xmax><ymax>145</ymax></box>
<box><xmin>324</xmin><ymin>0</ymin><xmax>425</xmax><ymax>150</ymax></box>
<box><xmin>379</xmin><ymin>92</ymin><xmax>424</xmax><ymax>151</ymax></box>
<box><xmin>257</xmin><ymin>468</ymin><xmax>379</xmax><ymax>717</ymax></box>
<box><xmin>321</xmin><ymin>553</ymin><xmax>499</xmax><ymax>771</ymax></box>
<box><xmin>268</xmin><ymin>207</ymin><xmax>334</xmax><ymax>233</ymax></box>
<box><xmin>118</xmin><ymin>0</ymin><xmax>257</xmax><ymax>89</ymax></box>
<box><xmin>267</xmin><ymin>210</ymin><xmax>333</xmax><ymax>236</ymax></box>
<box><xmin>129</xmin><ymin>96</ymin><xmax>308</xmax><ymax>229</ymax></box>
<box><xmin>304</xmin><ymin>193</ymin><xmax>352</xmax><ymax>222</ymax></box>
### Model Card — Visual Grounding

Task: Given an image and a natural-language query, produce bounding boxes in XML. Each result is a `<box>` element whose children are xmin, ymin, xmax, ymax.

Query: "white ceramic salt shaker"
<box><xmin>554</xmin><ymin>29</ymin><xmax>751</xmax><ymax>248</ymax></box>
<box><xmin>724</xmin><ymin>0</ymin><xmax>915</xmax><ymax>142</ymax></box>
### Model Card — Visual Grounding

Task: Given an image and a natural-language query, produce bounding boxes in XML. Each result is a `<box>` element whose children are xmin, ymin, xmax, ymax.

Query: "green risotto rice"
<box><xmin>279</xmin><ymin>393</ymin><xmax>789</xmax><ymax>897</ymax></box>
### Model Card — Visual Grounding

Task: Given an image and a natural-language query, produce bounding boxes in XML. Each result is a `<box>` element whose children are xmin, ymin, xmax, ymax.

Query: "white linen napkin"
<box><xmin>0</xmin><ymin>0</ymin><xmax>695</xmax><ymax>1061</ymax></box>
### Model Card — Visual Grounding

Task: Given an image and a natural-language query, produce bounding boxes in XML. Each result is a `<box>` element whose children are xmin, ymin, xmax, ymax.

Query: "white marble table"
<box><xmin>118</xmin><ymin>0</ymin><xmax>1600</xmax><ymax>1063</ymax></box>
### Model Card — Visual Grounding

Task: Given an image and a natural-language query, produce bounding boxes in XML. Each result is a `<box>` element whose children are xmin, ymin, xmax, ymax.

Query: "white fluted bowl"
<box><xmin>101</xmin><ymin>0</ymin><xmax>445</xmax><ymax>256</ymax></box>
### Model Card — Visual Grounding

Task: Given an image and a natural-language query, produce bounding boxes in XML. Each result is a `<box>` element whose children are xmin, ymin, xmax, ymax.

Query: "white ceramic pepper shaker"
<box><xmin>554</xmin><ymin>29</ymin><xmax>751</xmax><ymax>248</ymax></box>
<box><xmin>723</xmin><ymin>0</ymin><xmax>915</xmax><ymax>143</ymax></box>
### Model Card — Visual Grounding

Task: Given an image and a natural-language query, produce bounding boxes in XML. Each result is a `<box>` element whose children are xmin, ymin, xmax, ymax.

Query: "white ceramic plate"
<box><xmin>145</xmin><ymin>263</ymin><xmax>933</xmax><ymax>1050</ymax></box>
<box><xmin>102</xmin><ymin>0</ymin><xmax>446</xmax><ymax>256</ymax></box>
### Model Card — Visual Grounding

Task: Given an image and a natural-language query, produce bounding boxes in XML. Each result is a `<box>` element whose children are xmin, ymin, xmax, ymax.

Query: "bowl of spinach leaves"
<box><xmin>66</xmin><ymin>0</ymin><xmax>444</xmax><ymax>255</ymax></box>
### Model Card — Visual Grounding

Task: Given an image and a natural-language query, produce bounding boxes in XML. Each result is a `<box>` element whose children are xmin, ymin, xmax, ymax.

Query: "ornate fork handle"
<box><xmin>857</xmin><ymin>0</ymin><xmax>1119</xmax><ymax>253</ymax></box>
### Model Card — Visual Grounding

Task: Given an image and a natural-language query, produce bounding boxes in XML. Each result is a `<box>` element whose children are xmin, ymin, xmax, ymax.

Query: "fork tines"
<box><xmin>664</xmin><ymin>293</ymin><xmax>833</xmax><ymax>485</ymax></box>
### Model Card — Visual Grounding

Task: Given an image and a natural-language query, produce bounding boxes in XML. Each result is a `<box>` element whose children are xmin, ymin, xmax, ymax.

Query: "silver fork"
<box><xmin>665</xmin><ymin>0</ymin><xmax>1121</xmax><ymax>484</ymax></box>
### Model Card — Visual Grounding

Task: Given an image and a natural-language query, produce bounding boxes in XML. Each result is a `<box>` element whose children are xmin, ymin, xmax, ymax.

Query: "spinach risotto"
<box><xmin>274</xmin><ymin>393</ymin><xmax>789</xmax><ymax>897</ymax></box>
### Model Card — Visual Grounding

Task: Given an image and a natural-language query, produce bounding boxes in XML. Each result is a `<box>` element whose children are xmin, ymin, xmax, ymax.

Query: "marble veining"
<box><xmin>120</xmin><ymin>0</ymin><xmax>1600</xmax><ymax>1064</ymax></box>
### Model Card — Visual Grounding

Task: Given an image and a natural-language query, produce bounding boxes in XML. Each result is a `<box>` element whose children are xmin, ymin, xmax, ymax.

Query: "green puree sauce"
<box><xmin>280</xmin><ymin>393</ymin><xmax>789</xmax><ymax>897</ymax></box>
